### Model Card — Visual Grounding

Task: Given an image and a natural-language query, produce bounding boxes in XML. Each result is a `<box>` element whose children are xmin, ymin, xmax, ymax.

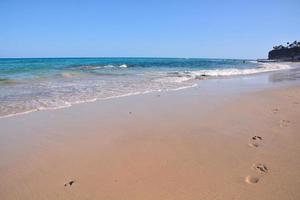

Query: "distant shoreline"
<box><xmin>257</xmin><ymin>59</ymin><xmax>300</xmax><ymax>63</ymax></box>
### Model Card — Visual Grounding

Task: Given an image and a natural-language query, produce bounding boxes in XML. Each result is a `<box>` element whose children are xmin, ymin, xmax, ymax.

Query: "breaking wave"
<box><xmin>190</xmin><ymin>63</ymin><xmax>290</xmax><ymax>77</ymax></box>
<box><xmin>73</xmin><ymin>64</ymin><xmax>128</xmax><ymax>70</ymax></box>
<box><xmin>155</xmin><ymin>63</ymin><xmax>291</xmax><ymax>83</ymax></box>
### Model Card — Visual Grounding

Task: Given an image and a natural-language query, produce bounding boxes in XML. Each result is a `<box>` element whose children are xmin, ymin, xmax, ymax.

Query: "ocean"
<box><xmin>0</xmin><ymin>57</ymin><xmax>290</xmax><ymax>118</ymax></box>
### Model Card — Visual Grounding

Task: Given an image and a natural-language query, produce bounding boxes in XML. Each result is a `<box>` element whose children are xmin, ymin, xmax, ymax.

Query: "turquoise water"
<box><xmin>0</xmin><ymin>58</ymin><xmax>290</xmax><ymax>117</ymax></box>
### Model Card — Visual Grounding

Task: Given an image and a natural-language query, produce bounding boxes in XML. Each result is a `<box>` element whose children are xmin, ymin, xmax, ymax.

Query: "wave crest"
<box><xmin>73</xmin><ymin>64</ymin><xmax>128</xmax><ymax>70</ymax></box>
<box><xmin>154</xmin><ymin>63</ymin><xmax>291</xmax><ymax>83</ymax></box>
<box><xmin>191</xmin><ymin>63</ymin><xmax>290</xmax><ymax>77</ymax></box>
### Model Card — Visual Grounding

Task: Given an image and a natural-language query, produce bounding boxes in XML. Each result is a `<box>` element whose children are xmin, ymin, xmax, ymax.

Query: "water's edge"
<box><xmin>0</xmin><ymin>58</ymin><xmax>294</xmax><ymax>118</ymax></box>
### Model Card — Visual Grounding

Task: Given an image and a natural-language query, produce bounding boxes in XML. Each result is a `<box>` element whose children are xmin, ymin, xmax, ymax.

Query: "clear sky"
<box><xmin>1</xmin><ymin>0</ymin><xmax>300</xmax><ymax>59</ymax></box>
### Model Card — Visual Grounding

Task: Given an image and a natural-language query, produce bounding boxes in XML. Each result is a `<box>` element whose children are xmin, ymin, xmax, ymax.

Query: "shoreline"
<box><xmin>0</xmin><ymin>83</ymin><xmax>199</xmax><ymax>119</ymax></box>
<box><xmin>0</xmin><ymin>61</ymin><xmax>298</xmax><ymax>119</ymax></box>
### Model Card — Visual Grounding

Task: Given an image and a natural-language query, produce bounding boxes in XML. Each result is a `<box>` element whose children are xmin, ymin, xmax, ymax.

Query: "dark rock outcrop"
<box><xmin>268</xmin><ymin>47</ymin><xmax>300</xmax><ymax>61</ymax></box>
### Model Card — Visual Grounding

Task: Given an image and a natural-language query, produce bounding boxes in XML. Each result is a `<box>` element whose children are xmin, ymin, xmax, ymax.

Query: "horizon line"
<box><xmin>0</xmin><ymin>56</ymin><xmax>255</xmax><ymax>60</ymax></box>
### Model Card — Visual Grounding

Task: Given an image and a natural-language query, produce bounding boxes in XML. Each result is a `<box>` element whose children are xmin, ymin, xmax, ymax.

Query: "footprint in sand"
<box><xmin>272</xmin><ymin>108</ymin><xmax>279</xmax><ymax>114</ymax></box>
<box><xmin>248</xmin><ymin>136</ymin><xmax>263</xmax><ymax>148</ymax></box>
<box><xmin>245</xmin><ymin>176</ymin><xmax>260</xmax><ymax>184</ymax></box>
<box><xmin>279</xmin><ymin>119</ymin><xmax>290</xmax><ymax>128</ymax></box>
<box><xmin>64</xmin><ymin>180</ymin><xmax>75</xmax><ymax>187</ymax></box>
<box><xmin>245</xmin><ymin>163</ymin><xmax>268</xmax><ymax>184</ymax></box>
<box><xmin>252</xmin><ymin>163</ymin><xmax>268</xmax><ymax>174</ymax></box>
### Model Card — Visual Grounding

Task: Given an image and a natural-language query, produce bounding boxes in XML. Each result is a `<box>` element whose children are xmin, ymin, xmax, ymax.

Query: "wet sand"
<box><xmin>0</xmin><ymin>73</ymin><xmax>300</xmax><ymax>199</ymax></box>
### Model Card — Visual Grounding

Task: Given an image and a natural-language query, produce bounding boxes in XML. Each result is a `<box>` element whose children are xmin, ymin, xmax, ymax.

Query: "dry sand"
<box><xmin>0</xmin><ymin>80</ymin><xmax>300</xmax><ymax>199</ymax></box>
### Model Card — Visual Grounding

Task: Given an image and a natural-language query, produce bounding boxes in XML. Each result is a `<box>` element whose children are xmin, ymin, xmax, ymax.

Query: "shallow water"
<box><xmin>0</xmin><ymin>57</ymin><xmax>292</xmax><ymax>117</ymax></box>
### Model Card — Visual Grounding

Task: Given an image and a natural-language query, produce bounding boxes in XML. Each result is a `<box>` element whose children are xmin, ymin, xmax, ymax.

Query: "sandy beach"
<box><xmin>2</xmin><ymin>0</ymin><xmax>300</xmax><ymax>198</ymax></box>
<box><xmin>0</xmin><ymin>70</ymin><xmax>300</xmax><ymax>200</ymax></box>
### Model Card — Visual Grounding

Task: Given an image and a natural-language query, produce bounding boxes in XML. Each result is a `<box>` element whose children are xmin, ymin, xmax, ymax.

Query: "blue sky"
<box><xmin>0</xmin><ymin>0</ymin><xmax>300</xmax><ymax>59</ymax></box>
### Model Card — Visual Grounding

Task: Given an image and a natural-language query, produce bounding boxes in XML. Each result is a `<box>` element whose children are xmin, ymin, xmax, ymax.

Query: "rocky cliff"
<box><xmin>268</xmin><ymin>47</ymin><xmax>300</xmax><ymax>61</ymax></box>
